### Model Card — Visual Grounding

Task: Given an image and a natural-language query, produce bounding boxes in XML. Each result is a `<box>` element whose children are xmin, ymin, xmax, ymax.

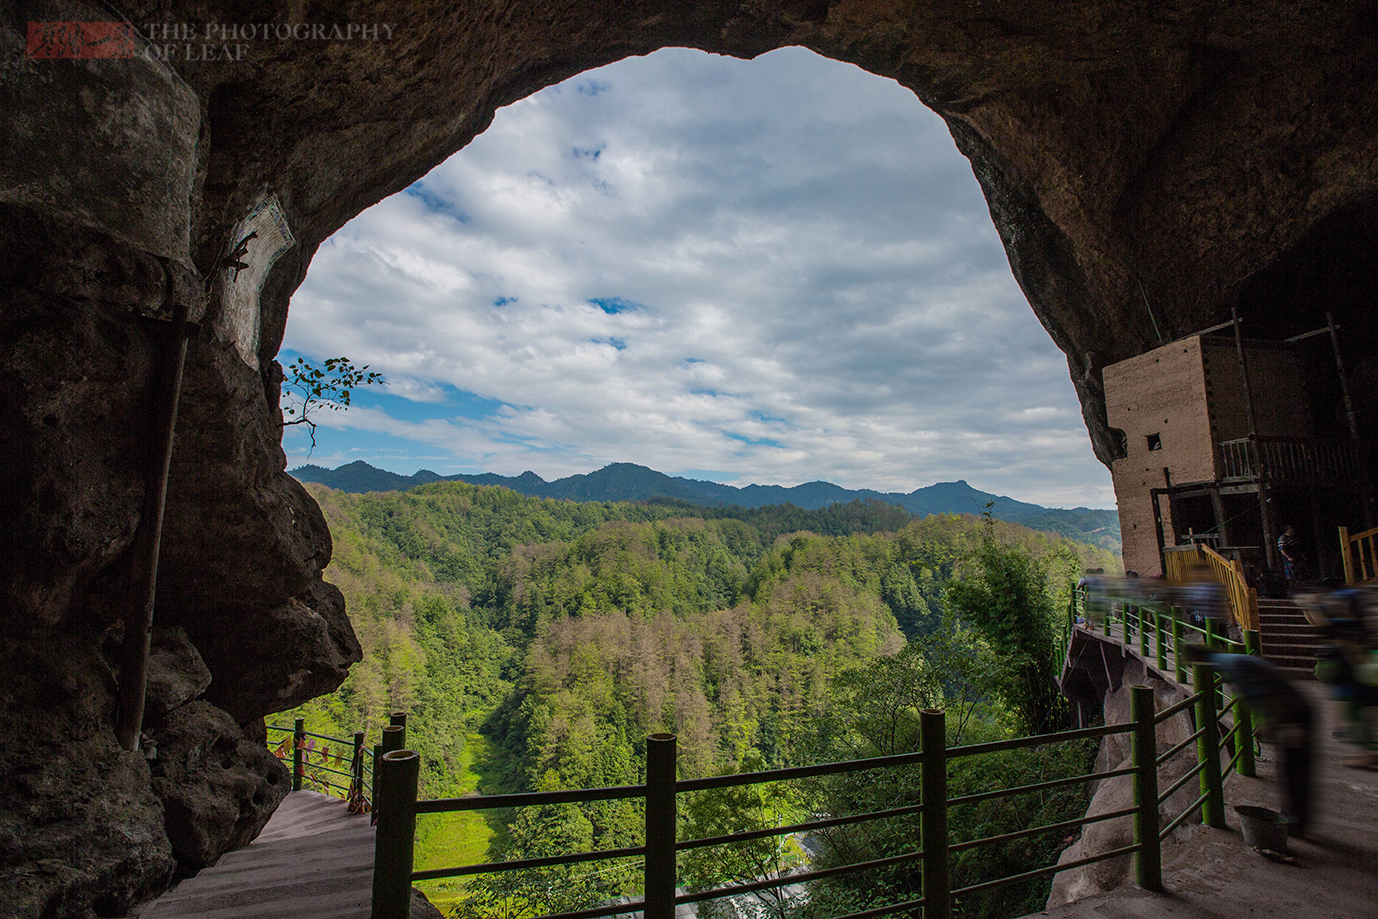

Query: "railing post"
<box><xmin>1130</xmin><ymin>685</ymin><xmax>1163</xmax><ymax>891</ymax></box>
<box><xmin>644</xmin><ymin>733</ymin><xmax>677</xmax><ymax>919</ymax></box>
<box><xmin>1193</xmin><ymin>665</ymin><xmax>1226</xmax><ymax>828</ymax></box>
<box><xmin>390</xmin><ymin>711</ymin><xmax>407</xmax><ymax>731</ymax></box>
<box><xmin>371</xmin><ymin>743</ymin><xmax>382</xmax><ymax>821</ymax></box>
<box><xmin>1235</xmin><ymin>630</ymin><xmax>1262</xmax><ymax>778</ymax></box>
<box><xmin>1155</xmin><ymin>612</ymin><xmax>1167</xmax><ymax>672</ymax></box>
<box><xmin>1138</xmin><ymin>606</ymin><xmax>1150</xmax><ymax>657</ymax></box>
<box><xmin>921</xmin><ymin>709</ymin><xmax>949</xmax><ymax>919</ymax></box>
<box><xmin>1172</xmin><ymin>616</ymin><xmax>1186</xmax><ymax>684</ymax></box>
<box><xmin>1103</xmin><ymin>602</ymin><xmax>1112</xmax><ymax>637</ymax></box>
<box><xmin>1340</xmin><ymin>526</ymin><xmax>1354</xmax><ymax>585</ymax></box>
<box><xmin>1121</xmin><ymin>604</ymin><xmax>1130</xmax><ymax>644</ymax></box>
<box><xmin>382</xmin><ymin>723</ymin><xmax>405</xmax><ymax>754</ymax></box>
<box><xmin>293</xmin><ymin>717</ymin><xmax>305</xmax><ymax>792</ymax></box>
<box><xmin>350</xmin><ymin>730</ymin><xmax>366</xmax><ymax>810</ymax></box>
<box><xmin>372</xmin><ymin>750</ymin><xmax>420</xmax><ymax>919</ymax></box>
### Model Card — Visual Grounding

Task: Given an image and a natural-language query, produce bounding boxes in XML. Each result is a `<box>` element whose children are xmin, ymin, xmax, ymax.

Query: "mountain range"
<box><xmin>290</xmin><ymin>461</ymin><xmax>1120</xmax><ymax>553</ymax></box>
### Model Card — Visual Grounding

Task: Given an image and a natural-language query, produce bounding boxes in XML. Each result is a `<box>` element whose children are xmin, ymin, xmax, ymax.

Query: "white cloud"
<box><xmin>284</xmin><ymin>47</ymin><xmax>1115</xmax><ymax>508</ymax></box>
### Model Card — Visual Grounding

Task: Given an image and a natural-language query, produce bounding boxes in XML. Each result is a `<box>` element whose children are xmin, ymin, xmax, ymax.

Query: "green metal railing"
<box><xmin>266</xmin><ymin>711</ymin><xmax>408</xmax><ymax>816</ymax></box>
<box><xmin>1070</xmin><ymin>587</ymin><xmax>1259</xmax><ymax>781</ymax></box>
<box><xmin>371</xmin><ymin>707</ymin><xmax>1189</xmax><ymax>919</ymax></box>
<box><xmin>367</xmin><ymin>592</ymin><xmax>1264</xmax><ymax>919</ymax></box>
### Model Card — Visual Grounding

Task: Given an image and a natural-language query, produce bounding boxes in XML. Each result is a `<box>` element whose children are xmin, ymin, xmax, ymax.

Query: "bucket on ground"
<box><xmin>1235</xmin><ymin>804</ymin><xmax>1289</xmax><ymax>850</ymax></box>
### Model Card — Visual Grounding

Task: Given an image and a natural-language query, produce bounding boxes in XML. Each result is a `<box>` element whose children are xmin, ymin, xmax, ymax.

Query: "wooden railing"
<box><xmin>371</xmin><ymin>651</ymin><xmax>1251</xmax><ymax>919</ymax></box>
<box><xmin>1339</xmin><ymin>525</ymin><xmax>1378</xmax><ymax>585</ymax></box>
<box><xmin>266</xmin><ymin>712</ymin><xmax>409</xmax><ymax>816</ymax></box>
<box><xmin>1219</xmin><ymin>435</ymin><xmax>1360</xmax><ymax>485</ymax></box>
<box><xmin>1163</xmin><ymin>544</ymin><xmax>1260</xmax><ymax>632</ymax></box>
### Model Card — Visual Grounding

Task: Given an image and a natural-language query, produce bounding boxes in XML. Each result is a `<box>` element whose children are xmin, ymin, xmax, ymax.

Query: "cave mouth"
<box><xmin>1229</xmin><ymin>193</ymin><xmax>1378</xmax><ymax>467</ymax></box>
<box><xmin>279</xmin><ymin>46</ymin><xmax>1114</xmax><ymax>510</ymax></box>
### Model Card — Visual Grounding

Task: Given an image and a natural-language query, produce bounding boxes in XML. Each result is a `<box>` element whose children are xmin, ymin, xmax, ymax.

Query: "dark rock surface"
<box><xmin>147</xmin><ymin>701</ymin><xmax>290</xmax><ymax>870</ymax></box>
<box><xmin>144</xmin><ymin>627</ymin><xmax>213</xmax><ymax>722</ymax></box>
<box><xmin>3</xmin><ymin>1</ymin><xmax>1377</xmax><ymax>915</ymax></box>
<box><xmin>0</xmin><ymin>639</ymin><xmax>174</xmax><ymax>919</ymax></box>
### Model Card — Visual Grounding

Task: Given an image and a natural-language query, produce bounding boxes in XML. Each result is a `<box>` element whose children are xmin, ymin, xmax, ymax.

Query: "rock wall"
<box><xmin>1047</xmin><ymin>651</ymin><xmax>1204</xmax><ymax>904</ymax></box>
<box><xmin>3</xmin><ymin>1</ymin><xmax>1376</xmax><ymax>915</ymax></box>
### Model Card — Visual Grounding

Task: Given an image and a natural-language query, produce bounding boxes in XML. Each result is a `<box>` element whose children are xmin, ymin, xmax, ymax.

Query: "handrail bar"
<box><xmin>950</xmin><ymin>843</ymin><xmax>1141</xmax><ymax>898</ymax></box>
<box><xmin>1157</xmin><ymin>758</ymin><xmax>1208</xmax><ymax>804</ymax></box>
<box><xmin>299</xmin><ymin>729</ymin><xmax>355</xmax><ymax>745</ymax></box>
<box><xmin>677</xmin><ymin>748</ymin><xmax>927</xmax><ymax>792</ymax></box>
<box><xmin>411</xmin><ymin>844</ymin><xmax>647</xmax><ymax>882</ymax></box>
<box><xmin>946</xmin><ymin>721</ymin><xmax>1130</xmax><ymax>760</ymax></box>
<box><xmin>542</xmin><ymin>900</ymin><xmax>651</xmax><ymax>919</ymax></box>
<box><xmin>1156</xmin><ymin>727</ymin><xmax>1206</xmax><ymax>766</ymax></box>
<box><xmin>417</xmin><ymin>783</ymin><xmax>643</xmax><ymax>814</ymax></box>
<box><xmin>947</xmin><ymin>806</ymin><xmax>1138</xmax><ymax>854</ymax></box>
<box><xmin>674</xmin><ymin>847</ymin><xmax>928</xmax><ymax>906</ymax></box>
<box><xmin>833</xmin><ymin>895</ymin><xmax>927</xmax><ymax>919</ymax></box>
<box><xmin>676</xmin><ymin>802</ymin><xmax>926</xmax><ymax>852</ymax></box>
<box><xmin>1159</xmin><ymin>791</ymin><xmax>1210</xmax><ymax>838</ymax></box>
<box><xmin>1154</xmin><ymin>690</ymin><xmax>1205</xmax><ymax>723</ymax></box>
<box><xmin>299</xmin><ymin>762</ymin><xmax>355</xmax><ymax>781</ymax></box>
<box><xmin>946</xmin><ymin>766</ymin><xmax>1135</xmax><ymax>809</ymax></box>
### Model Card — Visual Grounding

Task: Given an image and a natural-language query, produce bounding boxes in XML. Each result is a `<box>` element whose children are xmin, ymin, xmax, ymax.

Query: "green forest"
<box><xmin>280</xmin><ymin>481</ymin><xmax>1120</xmax><ymax>918</ymax></box>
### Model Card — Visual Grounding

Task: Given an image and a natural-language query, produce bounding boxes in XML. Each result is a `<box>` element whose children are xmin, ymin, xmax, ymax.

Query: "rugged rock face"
<box><xmin>147</xmin><ymin>701</ymin><xmax>290</xmax><ymax>869</ymax></box>
<box><xmin>1047</xmin><ymin>653</ymin><xmax>1203</xmax><ymax>905</ymax></box>
<box><xmin>3</xmin><ymin>1</ymin><xmax>1376</xmax><ymax>915</ymax></box>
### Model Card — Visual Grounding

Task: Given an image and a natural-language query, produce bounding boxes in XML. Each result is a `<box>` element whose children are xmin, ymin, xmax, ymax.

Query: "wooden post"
<box><xmin>382</xmin><ymin>723</ymin><xmax>405</xmax><ymax>754</ymax></box>
<box><xmin>1139</xmin><ymin>606</ymin><xmax>1150</xmax><ymax>657</ymax></box>
<box><xmin>1131</xmin><ymin>686</ymin><xmax>1163</xmax><ymax>891</ymax></box>
<box><xmin>644</xmin><ymin>734</ymin><xmax>677</xmax><ymax>919</ymax></box>
<box><xmin>1194</xmin><ymin>665</ymin><xmax>1226</xmax><ymax>828</ymax></box>
<box><xmin>293</xmin><ymin>717</ymin><xmax>305</xmax><ymax>792</ymax></box>
<box><xmin>1340</xmin><ymin>526</ymin><xmax>1355</xmax><ymax>586</ymax></box>
<box><xmin>921</xmin><ymin>709</ymin><xmax>949</xmax><ymax>919</ymax></box>
<box><xmin>372</xmin><ymin>750</ymin><xmax>419</xmax><ymax>919</ymax></box>
<box><xmin>115</xmin><ymin>297</ymin><xmax>192</xmax><ymax>752</ymax></box>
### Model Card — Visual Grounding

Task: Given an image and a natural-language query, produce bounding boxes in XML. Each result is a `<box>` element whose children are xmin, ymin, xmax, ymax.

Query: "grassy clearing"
<box><xmin>415</xmin><ymin>733</ymin><xmax>505</xmax><ymax>914</ymax></box>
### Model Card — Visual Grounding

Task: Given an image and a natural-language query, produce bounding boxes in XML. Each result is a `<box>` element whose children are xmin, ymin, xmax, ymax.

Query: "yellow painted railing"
<box><xmin>1163</xmin><ymin>544</ymin><xmax>1259</xmax><ymax>632</ymax></box>
<box><xmin>1339</xmin><ymin>525</ymin><xmax>1378</xmax><ymax>585</ymax></box>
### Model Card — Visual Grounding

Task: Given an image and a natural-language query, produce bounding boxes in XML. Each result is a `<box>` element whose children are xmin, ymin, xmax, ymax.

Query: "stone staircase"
<box><xmin>1256</xmin><ymin>598</ymin><xmax>1322</xmax><ymax>677</ymax></box>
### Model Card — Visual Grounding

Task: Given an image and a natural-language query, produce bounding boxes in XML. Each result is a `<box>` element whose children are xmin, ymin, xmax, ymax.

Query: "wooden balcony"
<box><xmin>1218</xmin><ymin>435</ymin><xmax>1360</xmax><ymax>486</ymax></box>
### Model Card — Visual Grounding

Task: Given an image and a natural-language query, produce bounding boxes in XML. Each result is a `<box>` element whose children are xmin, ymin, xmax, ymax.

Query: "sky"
<box><xmin>282</xmin><ymin>46</ymin><xmax>1116</xmax><ymax>509</ymax></box>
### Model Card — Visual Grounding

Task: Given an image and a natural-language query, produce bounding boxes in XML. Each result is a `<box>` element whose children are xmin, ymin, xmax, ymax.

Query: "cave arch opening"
<box><xmin>277</xmin><ymin>46</ymin><xmax>1114</xmax><ymax>510</ymax></box>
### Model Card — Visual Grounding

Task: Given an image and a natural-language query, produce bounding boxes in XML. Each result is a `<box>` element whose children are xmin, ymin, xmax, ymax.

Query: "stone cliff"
<box><xmin>2</xmin><ymin>1</ymin><xmax>1375</xmax><ymax>915</ymax></box>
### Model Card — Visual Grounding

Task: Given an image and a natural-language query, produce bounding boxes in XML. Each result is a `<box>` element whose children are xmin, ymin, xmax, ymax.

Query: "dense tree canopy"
<box><xmin>279</xmin><ymin>482</ymin><xmax>1117</xmax><ymax>916</ymax></box>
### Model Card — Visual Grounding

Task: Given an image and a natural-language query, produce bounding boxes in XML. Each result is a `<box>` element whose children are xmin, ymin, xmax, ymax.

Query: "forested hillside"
<box><xmin>291</xmin><ymin>461</ymin><xmax>1122</xmax><ymax>555</ymax></box>
<box><xmin>280</xmin><ymin>482</ymin><xmax>1119</xmax><ymax>917</ymax></box>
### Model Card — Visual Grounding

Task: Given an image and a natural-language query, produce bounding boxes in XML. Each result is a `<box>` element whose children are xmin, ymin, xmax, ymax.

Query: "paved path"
<box><xmin>1030</xmin><ymin>680</ymin><xmax>1378</xmax><ymax>919</ymax></box>
<box><xmin>136</xmin><ymin>791</ymin><xmax>374</xmax><ymax>919</ymax></box>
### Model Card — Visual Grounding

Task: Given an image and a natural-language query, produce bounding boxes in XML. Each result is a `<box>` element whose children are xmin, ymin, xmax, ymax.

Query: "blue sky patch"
<box><xmin>725</xmin><ymin>431</ymin><xmax>786</xmax><ymax>449</ymax></box>
<box><xmin>588</xmin><ymin>296</ymin><xmax>644</xmax><ymax>314</ymax></box>
<box><xmin>404</xmin><ymin>183</ymin><xmax>470</xmax><ymax>222</ymax></box>
<box><xmin>577</xmin><ymin>80</ymin><xmax>611</xmax><ymax>96</ymax></box>
<box><xmin>573</xmin><ymin>146</ymin><xmax>604</xmax><ymax>161</ymax></box>
<box><xmin>593</xmin><ymin>337</ymin><xmax>627</xmax><ymax>350</ymax></box>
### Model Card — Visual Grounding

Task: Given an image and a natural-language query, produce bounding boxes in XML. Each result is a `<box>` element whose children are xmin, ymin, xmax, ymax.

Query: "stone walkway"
<box><xmin>136</xmin><ymin>791</ymin><xmax>374</xmax><ymax>919</ymax></box>
<box><xmin>1029</xmin><ymin>685</ymin><xmax>1378</xmax><ymax>919</ymax></box>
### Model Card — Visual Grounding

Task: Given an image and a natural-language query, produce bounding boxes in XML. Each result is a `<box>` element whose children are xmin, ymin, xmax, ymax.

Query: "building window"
<box><xmin>1146</xmin><ymin>433</ymin><xmax>1162</xmax><ymax>451</ymax></box>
